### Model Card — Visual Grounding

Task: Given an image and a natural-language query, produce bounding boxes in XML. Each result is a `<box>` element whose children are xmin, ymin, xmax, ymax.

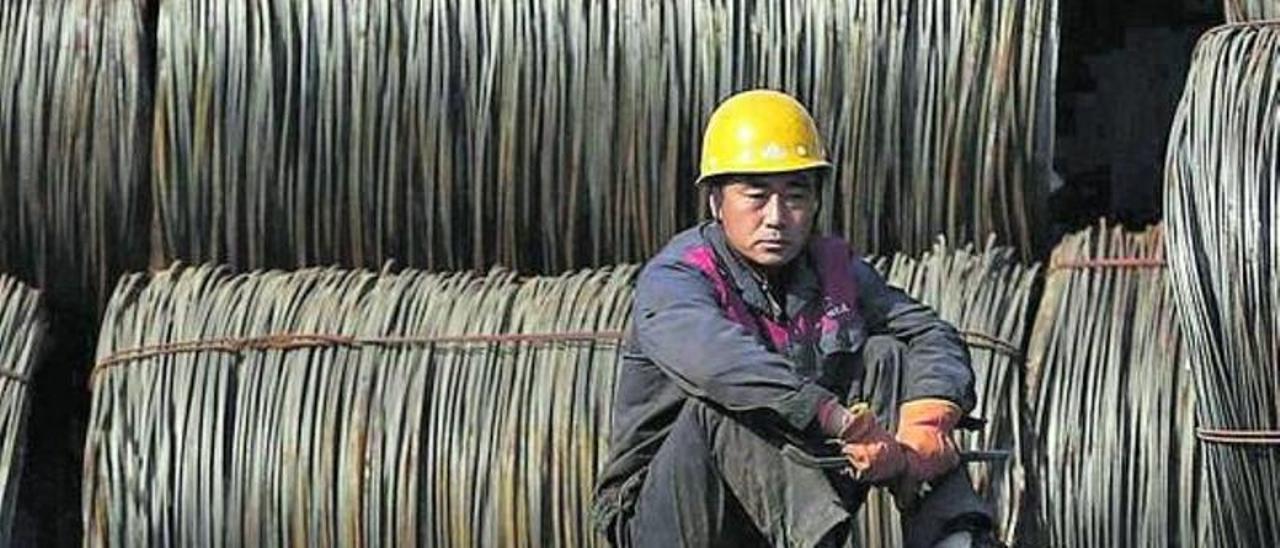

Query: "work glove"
<box><xmin>816</xmin><ymin>399</ymin><xmax>905</xmax><ymax>482</ymax></box>
<box><xmin>895</xmin><ymin>398</ymin><xmax>963</xmax><ymax>483</ymax></box>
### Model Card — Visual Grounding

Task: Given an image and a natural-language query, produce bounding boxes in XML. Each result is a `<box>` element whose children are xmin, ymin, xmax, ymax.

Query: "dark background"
<box><xmin>1050</xmin><ymin>0</ymin><xmax>1222</xmax><ymax>237</ymax></box>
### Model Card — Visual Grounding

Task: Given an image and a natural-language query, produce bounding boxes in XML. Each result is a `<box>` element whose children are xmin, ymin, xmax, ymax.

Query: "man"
<box><xmin>593</xmin><ymin>90</ymin><xmax>997</xmax><ymax>547</ymax></box>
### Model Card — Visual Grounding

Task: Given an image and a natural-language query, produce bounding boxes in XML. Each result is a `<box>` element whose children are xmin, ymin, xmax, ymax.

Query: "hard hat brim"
<box><xmin>695</xmin><ymin>159</ymin><xmax>833</xmax><ymax>186</ymax></box>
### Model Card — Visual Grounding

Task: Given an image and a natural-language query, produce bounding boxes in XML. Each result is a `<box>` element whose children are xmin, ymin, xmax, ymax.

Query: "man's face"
<box><xmin>710</xmin><ymin>172</ymin><xmax>819</xmax><ymax>271</ymax></box>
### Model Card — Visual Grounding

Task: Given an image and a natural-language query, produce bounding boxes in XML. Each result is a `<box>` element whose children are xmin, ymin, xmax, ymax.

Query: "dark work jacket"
<box><xmin>592</xmin><ymin>221</ymin><xmax>976</xmax><ymax>534</ymax></box>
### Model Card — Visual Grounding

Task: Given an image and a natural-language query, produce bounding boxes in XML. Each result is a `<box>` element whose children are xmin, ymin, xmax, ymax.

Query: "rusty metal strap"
<box><xmin>1050</xmin><ymin>257</ymin><xmax>1167</xmax><ymax>272</ymax></box>
<box><xmin>961</xmin><ymin>331</ymin><xmax>1024</xmax><ymax>362</ymax></box>
<box><xmin>94</xmin><ymin>327</ymin><xmax>1020</xmax><ymax>379</ymax></box>
<box><xmin>1198</xmin><ymin>428</ymin><xmax>1280</xmax><ymax>446</ymax></box>
<box><xmin>92</xmin><ymin>330</ymin><xmax>627</xmax><ymax>379</ymax></box>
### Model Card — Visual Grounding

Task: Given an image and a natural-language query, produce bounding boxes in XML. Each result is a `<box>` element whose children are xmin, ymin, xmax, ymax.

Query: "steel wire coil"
<box><xmin>0</xmin><ymin>275</ymin><xmax>45</xmax><ymax>542</ymax></box>
<box><xmin>1025</xmin><ymin>221</ymin><xmax>1197</xmax><ymax>547</ymax></box>
<box><xmin>151</xmin><ymin>0</ymin><xmax>1056</xmax><ymax>272</ymax></box>
<box><xmin>1165</xmin><ymin>21</ymin><xmax>1280</xmax><ymax>547</ymax></box>
<box><xmin>0</xmin><ymin>0</ymin><xmax>150</xmax><ymax>311</ymax></box>
<box><xmin>84</xmin><ymin>264</ymin><xmax>635</xmax><ymax>546</ymax></box>
<box><xmin>1225</xmin><ymin>0</ymin><xmax>1280</xmax><ymax>22</ymax></box>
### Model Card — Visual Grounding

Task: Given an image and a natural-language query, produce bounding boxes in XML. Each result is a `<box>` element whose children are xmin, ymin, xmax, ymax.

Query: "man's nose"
<box><xmin>763</xmin><ymin>193</ymin><xmax>787</xmax><ymax>227</ymax></box>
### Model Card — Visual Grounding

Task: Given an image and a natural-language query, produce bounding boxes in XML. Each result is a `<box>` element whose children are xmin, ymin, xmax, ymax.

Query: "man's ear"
<box><xmin>707</xmin><ymin>189</ymin><xmax>722</xmax><ymax>221</ymax></box>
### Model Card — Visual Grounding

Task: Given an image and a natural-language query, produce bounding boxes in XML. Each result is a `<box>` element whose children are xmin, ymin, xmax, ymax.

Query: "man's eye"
<box><xmin>788</xmin><ymin>193</ymin><xmax>814</xmax><ymax>204</ymax></box>
<box><xmin>744</xmin><ymin>193</ymin><xmax>768</xmax><ymax>200</ymax></box>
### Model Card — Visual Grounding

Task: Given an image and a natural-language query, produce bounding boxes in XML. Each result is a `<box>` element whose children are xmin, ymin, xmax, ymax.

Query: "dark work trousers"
<box><xmin>617</xmin><ymin>336</ymin><xmax>992</xmax><ymax>548</ymax></box>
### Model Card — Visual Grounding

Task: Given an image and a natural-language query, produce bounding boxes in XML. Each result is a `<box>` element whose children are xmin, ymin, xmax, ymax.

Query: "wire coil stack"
<box><xmin>84</xmin><ymin>264</ymin><xmax>635</xmax><ymax>546</ymax></box>
<box><xmin>0</xmin><ymin>275</ymin><xmax>45</xmax><ymax>540</ymax></box>
<box><xmin>1026</xmin><ymin>222</ymin><xmax>1196</xmax><ymax>547</ymax></box>
<box><xmin>151</xmin><ymin>0</ymin><xmax>1056</xmax><ymax>273</ymax></box>
<box><xmin>857</xmin><ymin>239</ymin><xmax>1039</xmax><ymax>548</ymax></box>
<box><xmin>1165</xmin><ymin>22</ymin><xmax>1280</xmax><ymax>546</ymax></box>
<box><xmin>1</xmin><ymin>4</ymin><xmax>152</xmax><ymax>541</ymax></box>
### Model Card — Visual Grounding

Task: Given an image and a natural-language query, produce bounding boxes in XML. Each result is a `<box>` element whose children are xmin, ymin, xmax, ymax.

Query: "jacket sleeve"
<box><xmin>851</xmin><ymin>258</ymin><xmax>977</xmax><ymax>412</ymax></box>
<box><xmin>632</xmin><ymin>258</ymin><xmax>837</xmax><ymax>431</ymax></box>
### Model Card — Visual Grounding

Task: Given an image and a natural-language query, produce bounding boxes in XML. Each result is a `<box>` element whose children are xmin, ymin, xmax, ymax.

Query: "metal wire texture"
<box><xmin>1165</xmin><ymin>21</ymin><xmax>1280</xmax><ymax>547</ymax></box>
<box><xmin>0</xmin><ymin>275</ymin><xmax>45</xmax><ymax>542</ymax></box>
<box><xmin>150</xmin><ymin>0</ymin><xmax>1057</xmax><ymax>273</ymax></box>
<box><xmin>83</xmin><ymin>264</ymin><xmax>636</xmax><ymax>547</ymax></box>
<box><xmin>0</xmin><ymin>0</ymin><xmax>150</xmax><ymax>312</ymax></box>
<box><xmin>1225</xmin><ymin>0</ymin><xmax>1280</xmax><ymax>22</ymax></box>
<box><xmin>1025</xmin><ymin>221</ymin><xmax>1197</xmax><ymax>547</ymax></box>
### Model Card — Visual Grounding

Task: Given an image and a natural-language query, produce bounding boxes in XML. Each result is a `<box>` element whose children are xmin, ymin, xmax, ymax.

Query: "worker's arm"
<box><xmin>851</xmin><ymin>257</ymin><xmax>976</xmax><ymax>482</ymax></box>
<box><xmin>850</xmin><ymin>258</ymin><xmax>977</xmax><ymax>412</ymax></box>
<box><xmin>632</xmin><ymin>258</ymin><xmax>837</xmax><ymax>431</ymax></box>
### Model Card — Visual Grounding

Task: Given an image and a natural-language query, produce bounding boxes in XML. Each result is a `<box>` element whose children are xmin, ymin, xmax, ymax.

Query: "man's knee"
<box><xmin>627</xmin><ymin>400</ymin><xmax>768</xmax><ymax>547</ymax></box>
<box><xmin>671</xmin><ymin>398</ymin><xmax>731</xmax><ymax>447</ymax></box>
<box><xmin>862</xmin><ymin>335</ymin><xmax>908</xmax><ymax>378</ymax></box>
<box><xmin>656</xmin><ymin>400</ymin><xmax>725</xmax><ymax>472</ymax></box>
<box><xmin>642</xmin><ymin>400</ymin><xmax>855</xmax><ymax>546</ymax></box>
<box><xmin>856</xmin><ymin>335</ymin><xmax>909</xmax><ymax>419</ymax></box>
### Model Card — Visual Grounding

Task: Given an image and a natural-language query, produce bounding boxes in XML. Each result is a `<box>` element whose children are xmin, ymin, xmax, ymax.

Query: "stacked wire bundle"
<box><xmin>84</xmin><ymin>264</ymin><xmax>635</xmax><ymax>546</ymax></box>
<box><xmin>152</xmin><ymin>0</ymin><xmax>1056</xmax><ymax>274</ymax></box>
<box><xmin>1025</xmin><ymin>222</ymin><xmax>1196</xmax><ymax>547</ymax></box>
<box><xmin>0</xmin><ymin>0</ymin><xmax>150</xmax><ymax>310</ymax></box>
<box><xmin>1225</xmin><ymin>0</ymin><xmax>1280</xmax><ymax>21</ymax></box>
<box><xmin>0</xmin><ymin>275</ymin><xmax>45</xmax><ymax>540</ymax></box>
<box><xmin>872</xmin><ymin>1</ymin><xmax>1057</xmax><ymax>259</ymax></box>
<box><xmin>1165</xmin><ymin>22</ymin><xmax>1280</xmax><ymax>546</ymax></box>
<box><xmin>856</xmin><ymin>238</ymin><xmax>1039</xmax><ymax>548</ymax></box>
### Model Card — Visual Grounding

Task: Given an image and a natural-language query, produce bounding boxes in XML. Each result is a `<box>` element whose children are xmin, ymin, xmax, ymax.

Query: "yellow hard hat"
<box><xmin>696</xmin><ymin>89</ymin><xmax>832</xmax><ymax>186</ymax></box>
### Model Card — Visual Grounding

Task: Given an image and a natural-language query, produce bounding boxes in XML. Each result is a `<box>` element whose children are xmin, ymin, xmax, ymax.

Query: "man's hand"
<box><xmin>895</xmin><ymin>399</ymin><xmax>963</xmax><ymax>482</ymax></box>
<box><xmin>817</xmin><ymin>400</ymin><xmax>905</xmax><ymax>482</ymax></box>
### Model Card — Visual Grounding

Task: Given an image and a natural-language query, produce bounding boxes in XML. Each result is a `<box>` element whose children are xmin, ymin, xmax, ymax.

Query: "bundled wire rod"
<box><xmin>152</xmin><ymin>0</ymin><xmax>1055</xmax><ymax>274</ymax></box>
<box><xmin>1165</xmin><ymin>21</ymin><xmax>1280</xmax><ymax>547</ymax></box>
<box><xmin>890</xmin><ymin>0</ymin><xmax>1058</xmax><ymax>259</ymax></box>
<box><xmin>0</xmin><ymin>0</ymin><xmax>150</xmax><ymax>311</ymax></box>
<box><xmin>84</xmin><ymin>264</ymin><xmax>636</xmax><ymax>546</ymax></box>
<box><xmin>1225</xmin><ymin>0</ymin><xmax>1280</xmax><ymax>22</ymax></box>
<box><xmin>0</xmin><ymin>275</ymin><xmax>45</xmax><ymax>540</ymax></box>
<box><xmin>856</xmin><ymin>238</ymin><xmax>1039</xmax><ymax>548</ymax></box>
<box><xmin>1025</xmin><ymin>221</ymin><xmax>1196</xmax><ymax>547</ymax></box>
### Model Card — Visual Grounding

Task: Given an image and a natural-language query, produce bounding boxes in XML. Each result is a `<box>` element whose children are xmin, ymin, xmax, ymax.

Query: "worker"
<box><xmin>592</xmin><ymin>90</ymin><xmax>999</xmax><ymax>547</ymax></box>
